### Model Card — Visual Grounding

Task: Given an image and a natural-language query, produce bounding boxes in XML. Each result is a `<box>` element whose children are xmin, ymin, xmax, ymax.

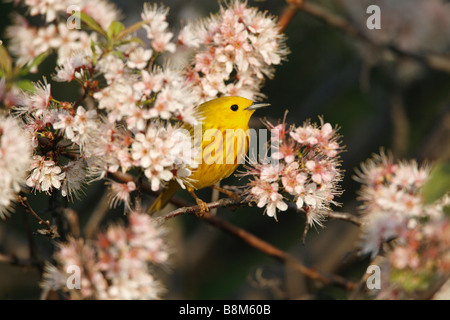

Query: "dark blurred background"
<box><xmin>1</xmin><ymin>0</ymin><xmax>449</xmax><ymax>299</ymax></box>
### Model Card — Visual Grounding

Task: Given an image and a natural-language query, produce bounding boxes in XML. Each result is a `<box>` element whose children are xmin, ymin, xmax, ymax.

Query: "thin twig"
<box><xmin>156</xmin><ymin>197</ymin><xmax>244</xmax><ymax>222</ymax></box>
<box><xmin>304</xmin><ymin>1</ymin><xmax>450</xmax><ymax>74</ymax></box>
<box><xmin>49</xmin><ymin>193</ymin><xmax>65</xmax><ymax>240</ymax></box>
<box><xmin>17</xmin><ymin>194</ymin><xmax>59</xmax><ymax>239</ymax></box>
<box><xmin>324</xmin><ymin>211</ymin><xmax>361</xmax><ymax>226</ymax></box>
<box><xmin>21</xmin><ymin>211</ymin><xmax>43</xmax><ymax>273</ymax></box>
<box><xmin>278</xmin><ymin>0</ymin><xmax>304</xmax><ymax>32</ymax></box>
<box><xmin>279</xmin><ymin>0</ymin><xmax>450</xmax><ymax>74</ymax></box>
<box><xmin>159</xmin><ymin>196</ymin><xmax>361</xmax><ymax>226</ymax></box>
<box><xmin>83</xmin><ymin>190</ymin><xmax>111</xmax><ymax>239</ymax></box>
<box><xmin>156</xmin><ymin>196</ymin><xmax>358</xmax><ymax>290</ymax></box>
<box><xmin>133</xmin><ymin>174</ymin><xmax>144</xmax><ymax>212</ymax></box>
<box><xmin>63</xmin><ymin>208</ymin><xmax>81</xmax><ymax>238</ymax></box>
<box><xmin>17</xmin><ymin>195</ymin><xmax>49</xmax><ymax>226</ymax></box>
<box><xmin>112</xmin><ymin>171</ymin><xmax>362</xmax><ymax>225</ymax></box>
<box><xmin>390</xmin><ymin>91</ymin><xmax>409</xmax><ymax>158</ymax></box>
<box><xmin>158</xmin><ymin>199</ymin><xmax>357</xmax><ymax>289</ymax></box>
<box><xmin>72</xmin><ymin>87</ymin><xmax>88</xmax><ymax>109</ymax></box>
<box><xmin>294</xmin><ymin>205</ymin><xmax>362</xmax><ymax>227</ymax></box>
<box><xmin>210</xmin><ymin>182</ymin><xmax>221</xmax><ymax>215</ymax></box>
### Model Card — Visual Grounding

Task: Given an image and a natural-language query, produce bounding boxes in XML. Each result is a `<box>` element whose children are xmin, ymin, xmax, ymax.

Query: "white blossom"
<box><xmin>0</xmin><ymin>116</ymin><xmax>33</xmax><ymax>219</ymax></box>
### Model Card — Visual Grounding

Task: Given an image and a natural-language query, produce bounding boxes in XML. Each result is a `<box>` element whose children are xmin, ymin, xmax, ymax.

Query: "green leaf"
<box><xmin>0</xmin><ymin>43</ymin><xmax>12</xmax><ymax>76</ymax></box>
<box><xmin>107</xmin><ymin>21</ymin><xmax>125</xmax><ymax>40</ymax></box>
<box><xmin>79</xmin><ymin>12</ymin><xmax>106</xmax><ymax>37</ymax></box>
<box><xmin>422</xmin><ymin>160</ymin><xmax>450</xmax><ymax>204</ymax></box>
<box><xmin>18</xmin><ymin>51</ymin><xmax>49</xmax><ymax>76</ymax></box>
<box><xmin>16</xmin><ymin>79</ymin><xmax>36</xmax><ymax>92</ymax></box>
<box><xmin>112</xmin><ymin>50</ymin><xmax>124</xmax><ymax>60</ymax></box>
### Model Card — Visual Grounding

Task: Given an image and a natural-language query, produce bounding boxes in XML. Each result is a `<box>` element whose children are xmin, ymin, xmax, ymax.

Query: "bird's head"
<box><xmin>197</xmin><ymin>96</ymin><xmax>270</xmax><ymax>130</ymax></box>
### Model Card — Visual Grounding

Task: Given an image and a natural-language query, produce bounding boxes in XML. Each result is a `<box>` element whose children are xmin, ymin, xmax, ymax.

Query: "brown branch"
<box><xmin>63</xmin><ymin>208</ymin><xmax>81</xmax><ymax>238</ymax></box>
<box><xmin>72</xmin><ymin>88</ymin><xmax>88</xmax><ymax>109</ymax></box>
<box><xmin>292</xmin><ymin>204</ymin><xmax>361</xmax><ymax>227</ymax></box>
<box><xmin>156</xmin><ymin>197</ymin><xmax>358</xmax><ymax>290</ymax></box>
<box><xmin>279</xmin><ymin>0</ymin><xmax>450</xmax><ymax>74</ymax></box>
<box><xmin>156</xmin><ymin>197</ymin><xmax>245</xmax><ymax>222</ymax></box>
<box><xmin>83</xmin><ymin>191</ymin><xmax>111</xmax><ymax>239</ymax></box>
<box><xmin>324</xmin><ymin>211</ymin><xmax>361</xmax><ymax>226</ymax></box>
<box><xmin>17</xmin><ymin>194</ymin><xmax>59</xmax><ymax>239</ymax></box>
<box><xmin>221</xmin><ymin>184</ymin><xmax>362</xmax><ymax>226</ymax></box>
<box><xmin>111</xmin><ymin>171</ymin><xmax>362</xmax><ymax>226</ymax></box>
<box><xmin>301</xmin><ymin>2</ymin><xmax>364</xmax><ymax>40</ymax></box>
<box><xmin>21</xmin><ymin>210</ymin><xmax>43</xmax><ymax>273</ymax></box>
<box><xmin>158</xmin><ymin>194</ymin><xmax>361</xmax><ymax>226</ymax></box>
<box><xmin>17</xmin><ymin>195</ymin><xmax>49</xmax><ymax>226</ymax></box>
<box><xmin>278</xmin><ymin>0</ymin><xmax>304</xmax><ymax>32</ymax></box>
<box><xmin>390</xmin><ymin>92</ymin><xmax>409</xmax><ymax>158</ymax></box>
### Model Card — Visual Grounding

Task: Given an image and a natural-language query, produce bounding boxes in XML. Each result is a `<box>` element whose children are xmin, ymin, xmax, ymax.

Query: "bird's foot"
<box><xmin>188</xmin><ymin>188</ymin><xmax>210</xmax><ymax>217</ymax></box>
<box><xmin>195</xmin><ymin>198</ymin><xmax>210</xmax><ymax>217</ymax></box>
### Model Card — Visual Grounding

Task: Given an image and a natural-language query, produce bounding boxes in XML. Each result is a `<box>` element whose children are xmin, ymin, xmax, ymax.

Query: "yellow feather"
<box><xmin>148</xmin><ymin>180</ymin><xmax>180</xmax><ymax>213</ymax></box>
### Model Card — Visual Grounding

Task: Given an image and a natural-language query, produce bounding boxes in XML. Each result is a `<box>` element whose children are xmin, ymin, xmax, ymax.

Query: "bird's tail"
<box><xmin>148</xmin><ymin>180</ymin><xmax>181</xmax><ymax>214</ymax></box>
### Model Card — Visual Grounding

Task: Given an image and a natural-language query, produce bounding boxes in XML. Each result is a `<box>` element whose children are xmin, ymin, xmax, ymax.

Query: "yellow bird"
<box><xmin>148</xmin><ymin>96</ymin><xmax>269</xmax><ymax>214</ymax></box>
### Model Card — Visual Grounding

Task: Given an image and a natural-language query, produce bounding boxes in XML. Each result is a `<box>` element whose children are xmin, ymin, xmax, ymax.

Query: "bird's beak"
<box><xmin>245</xmin><ymin>102</ymin><xmax>270</xmax><ymax>111</ymax></box>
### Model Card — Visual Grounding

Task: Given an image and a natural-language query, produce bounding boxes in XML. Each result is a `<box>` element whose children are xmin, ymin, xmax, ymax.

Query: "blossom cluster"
<box><xmin>354</xmin><ymin>151</ymin><xmax>449</xmax><ymax>297</ymax></box>
<box><xmin>0</xmin><ymin>115</ymin><xmax>33</xmax><ymax>218</ymax></box>
<box><xmin>242</xmin><ymin>115</ymin><xmax>343</xmax><ymax>227</ymax></box>
<box><xmin>381</xmin><ymin>220</ymin><xmax>450</xmax><ymax>297</ymax></box>
<box><xmin>7</xmin><ymin>0</ymin><xmax>117</xmax><ymax>70</ymax></box>
<box><xmin>179</xmin><ymin>0</ymin><xmax>289</xmax><ymax>102</ymax></box>
<box><xmin>14</xmin><ymin>80</ymin><xmax>97</xmax><ymax>199</ymax></box>
<box><xmin>0</xmin><ymin>0</ymin><xmax>287</xmax><ymax>215</ymax></box>
<box><xmin>40</xmin><ymin>211</ymin><xmax>169</xmax><ymax>300</ymax></box>
<box><xmin>354</xmin><ymin>151</ymin><xmax>448</xmax><ymax>256</ymax></box>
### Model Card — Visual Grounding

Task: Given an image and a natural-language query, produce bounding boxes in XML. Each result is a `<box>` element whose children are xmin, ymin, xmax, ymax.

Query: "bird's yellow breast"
<box><xmin>189</xmin><ymin>126</ymin><xmax>249</xmax><ymax>190</ymax></box>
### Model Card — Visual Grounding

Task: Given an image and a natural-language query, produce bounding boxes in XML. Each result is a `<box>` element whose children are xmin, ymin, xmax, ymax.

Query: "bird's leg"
<box><xmin>211</xmin><ymin>185</ymin><xmax>241</xmax><ymax>203</ymax></box>
<box><xmin>188</xmin><ymin>188</ymin><xmax>209</xmax><ymax>216</ymax></box>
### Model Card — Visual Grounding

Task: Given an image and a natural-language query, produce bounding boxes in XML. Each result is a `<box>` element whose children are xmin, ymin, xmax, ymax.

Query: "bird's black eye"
<box><xmin>230</xmin><ymin>104</ymin><xmax>239</xmax><ymax>111</ymax></box>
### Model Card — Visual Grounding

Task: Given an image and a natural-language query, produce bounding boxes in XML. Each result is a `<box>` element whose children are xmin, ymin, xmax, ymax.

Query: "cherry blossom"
<box><xmin>242</xmin><ymin>117</ymin><xmax>343</xmax><ymax>228</ymax></box>
<box><xmin>0</xmin><ymin>116</ymin><xmax>33</xmax><ymax>219</ymax></box>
